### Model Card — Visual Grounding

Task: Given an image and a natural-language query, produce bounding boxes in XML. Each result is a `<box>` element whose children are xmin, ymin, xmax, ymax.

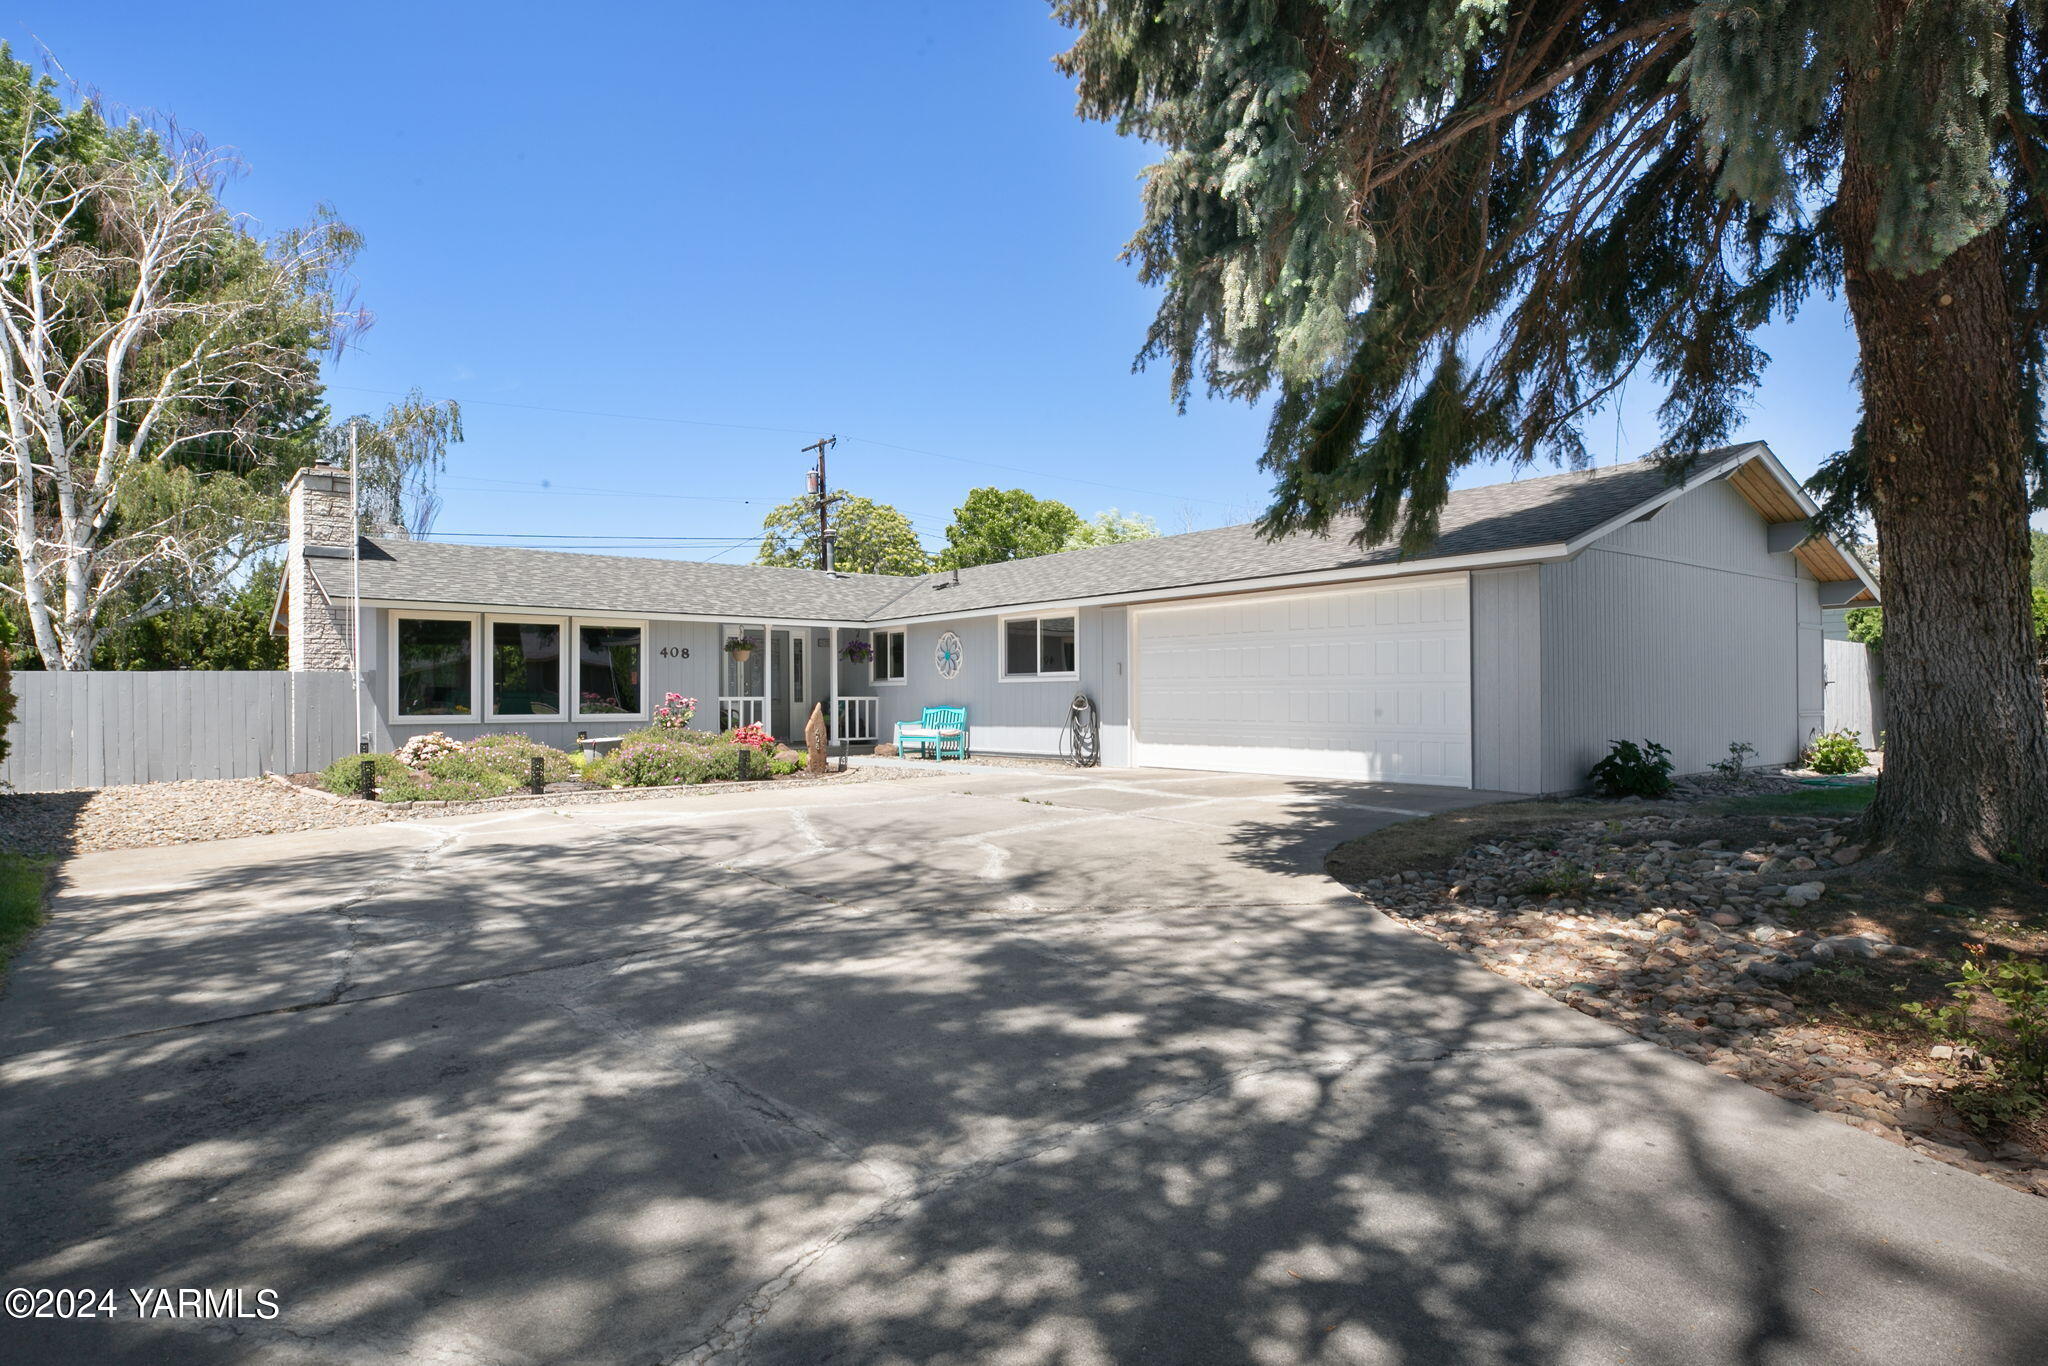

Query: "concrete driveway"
<box><xmin>2</xmin><ymin>765</ymin><xmax>2043</xmax><ymax>1365</ymax></box>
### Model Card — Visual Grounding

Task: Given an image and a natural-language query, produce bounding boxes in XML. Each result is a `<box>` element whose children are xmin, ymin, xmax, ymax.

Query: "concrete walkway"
<box><xmin>1</xmin><ymin>766</ymin><xmax>2042</xmax><ymax>1365</ymax></box>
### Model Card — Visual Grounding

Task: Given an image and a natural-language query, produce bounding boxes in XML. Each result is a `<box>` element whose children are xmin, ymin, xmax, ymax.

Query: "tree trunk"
<box><xmin>1838</xmin><ymin>10</ymin><xmax>2048</xmax><ymax>870</ymax></box>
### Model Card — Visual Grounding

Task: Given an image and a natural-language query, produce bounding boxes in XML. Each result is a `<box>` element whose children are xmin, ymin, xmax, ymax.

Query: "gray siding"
<box><xmin>1470</xmin><ymin>566</ymin><xmax>1543</xmax><ymax>793</ymax></box>
<box><xmin>1</xmin><ymin>671</ymin><xmax>357</xmax><ymax>792</ymax></box>
<box><xmin>1536</xmin><ymin>478</ymin><xmax>1817</xmax><ymax>792</ymax></box>
<box><xmin>872</xmin><ymin>606</ymin><xmax>1128</xmax><ymax>763</ymax></box>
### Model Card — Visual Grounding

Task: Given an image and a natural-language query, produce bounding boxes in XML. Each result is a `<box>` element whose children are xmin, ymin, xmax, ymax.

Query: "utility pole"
<box><xmin>802</xmin><ymin>436</ymin><xmax>842</xmax><ymax>571</ymax></box>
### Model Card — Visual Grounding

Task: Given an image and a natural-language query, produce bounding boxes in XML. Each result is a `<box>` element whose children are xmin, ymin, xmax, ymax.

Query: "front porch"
<box><xmin>712</xmin><ymin>622</ymin><xmax>881</xmax><ymax>747</ymax></box>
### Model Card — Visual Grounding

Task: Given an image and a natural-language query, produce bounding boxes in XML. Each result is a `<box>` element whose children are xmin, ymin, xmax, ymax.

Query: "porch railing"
<box><xmin>835</xmin><ymin>695</ymin><xmax>879</xmax><ymax>743</ymax></box>
<box><xmin>718</xmin><ymin>696</ymin><xmax>766</xmax><ymax>731</ymax></box>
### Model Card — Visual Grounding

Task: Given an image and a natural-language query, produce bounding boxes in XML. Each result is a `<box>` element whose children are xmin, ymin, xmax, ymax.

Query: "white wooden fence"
<box><xmin>1</xmin><ymin>671</ymin><xmax>360</xmax><ymax>793</ymax></box>
<box><xmin>1822</xmin><ymin>639</ymin><xmax>1884</xmax><ymax>748</ymax></box>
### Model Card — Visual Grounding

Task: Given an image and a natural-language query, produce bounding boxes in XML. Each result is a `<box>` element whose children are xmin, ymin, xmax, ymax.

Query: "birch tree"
<box><xmin>0</xmin><ymin>59</ymin><xmax>356</xmax><ymax>668</ymax></box>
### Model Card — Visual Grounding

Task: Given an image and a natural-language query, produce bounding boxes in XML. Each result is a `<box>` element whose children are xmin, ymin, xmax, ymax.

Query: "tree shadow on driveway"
<box><xmin>0</xmin><ymin>789</ymin><xmax>2042</xmax><ymax>1365</ymax></box>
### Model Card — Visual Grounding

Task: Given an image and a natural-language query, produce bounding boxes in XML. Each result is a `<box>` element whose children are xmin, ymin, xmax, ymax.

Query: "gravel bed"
<box><xmin>0</xmin><ymin>764</ymin><xmax>918</xmax><ymax>856</ymax></box>
<box><xmin>1348</xmin><ymin>806</ymin><xmax>2046</xmax><ymax>1198</ymax></box>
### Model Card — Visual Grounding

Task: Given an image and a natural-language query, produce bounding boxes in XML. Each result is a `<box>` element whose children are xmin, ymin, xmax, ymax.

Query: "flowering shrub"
<box><xmin>323</xmin><ymin>732</ymin><xmax>577</xmax><ymax>800</ymax></box>
<box><xmin>320</xmin><ymin>751</ymin><xmax>521</xmax><ymax>802</ymax></box>
<box><xmin>394</xmin><ymin>731</ymin><xmax>464</xmax><ymax>768</ymax></box>
<box><xmin>653</xmin><ymin>693</ymin><xmax>697</xmax><ymax>730</ymax></box>
<box><xmin>590</xmin><ymin>733</ymin><xmax>712</xmax><ymax>788</ymax></box>
<box><xmin>728</xmin><ymin>722</ymin><xmax>775</xmax><ymax>750</ymax></box>
<box><xmin>464</xmin><ymin>733</ymin><xmax>578</xmax><ymax>785</ymax></box>
<box><xmin>585</xmin><ymin>727</ymin><xmax>803</xmax><ymax>787</ymax></box>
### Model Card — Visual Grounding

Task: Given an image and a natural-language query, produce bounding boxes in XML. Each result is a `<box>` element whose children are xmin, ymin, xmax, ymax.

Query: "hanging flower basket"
<box><xmin>841</xmin><ymin>638</ymin><xmax>874</xmax><ymax>664</ymax></box>
<box><xmin>723</xmin><ymin>636</ymin><xmax>755</xmax><ymax>663</ymax></box>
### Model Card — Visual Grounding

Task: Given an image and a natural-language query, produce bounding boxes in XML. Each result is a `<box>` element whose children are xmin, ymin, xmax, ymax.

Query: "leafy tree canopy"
<box><xmin>939</xmin><ymin>488</ymin><xmax>1083</xmax><ymax>569</ymax></box>
<box><xmin>756</xmin><ymin>493</ymin><xmax>929</xmax><ymax>575</ymax></box>
<box><xmin>1067</xmin><ymin>508</ymin><xmax>1161</xmax><ymax>549</ymax></box>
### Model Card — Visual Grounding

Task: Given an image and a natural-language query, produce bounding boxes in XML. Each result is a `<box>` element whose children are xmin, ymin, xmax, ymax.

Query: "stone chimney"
<box><xmin>285</xmin><ymin>463</ymin><xmax>357</xmax><ymax>671</ymax></box>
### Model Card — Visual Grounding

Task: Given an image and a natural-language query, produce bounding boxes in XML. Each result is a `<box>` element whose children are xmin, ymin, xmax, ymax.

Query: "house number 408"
<box><xmin>658</xmin><ymin>646</ymin><xmax>690</xmax><ymax>659</ymax></box>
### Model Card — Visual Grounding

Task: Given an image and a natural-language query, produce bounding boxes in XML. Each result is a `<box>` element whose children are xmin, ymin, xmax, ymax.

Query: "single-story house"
<box><xmin>272</xmin><ymin>442</ymin><xmax>1877</xmax><ymax>794</ymax></box>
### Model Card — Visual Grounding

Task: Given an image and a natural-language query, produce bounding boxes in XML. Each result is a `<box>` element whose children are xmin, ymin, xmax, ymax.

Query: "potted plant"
<box><xmin>723</xmin><ymin>635</ymin><xmax>755</xmax><ymax>664</ymax></box>
<box><xmin>841</xmin><ymin>638</ymin><xmax>874</xmax><ymax>664</ymax></box>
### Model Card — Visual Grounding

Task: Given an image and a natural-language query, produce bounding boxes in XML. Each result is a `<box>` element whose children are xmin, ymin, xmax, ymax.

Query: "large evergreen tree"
<box><xmin>1056</xmin><ymin>1</ymin><xmax>2048</xmax><ymax>870</ymax></box>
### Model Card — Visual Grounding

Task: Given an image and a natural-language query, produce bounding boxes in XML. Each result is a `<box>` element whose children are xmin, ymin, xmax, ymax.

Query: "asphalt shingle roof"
<box><xmin>315</xmin><ymin>450</ymin><xmax>1747</xmax><ymax>624</ymax></box>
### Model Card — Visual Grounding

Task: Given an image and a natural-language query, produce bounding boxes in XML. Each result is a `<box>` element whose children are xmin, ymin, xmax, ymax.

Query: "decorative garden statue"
<box><xmin>804</xmin><ymin>703</ymin><xmax>828</xmax><ymax>776</ymax></box>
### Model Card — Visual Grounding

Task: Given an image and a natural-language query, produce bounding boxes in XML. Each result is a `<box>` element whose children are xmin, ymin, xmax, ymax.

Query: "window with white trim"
<box><xmin>393</xmin><ymin>614</ymin><xmax>479</xmax><ymax>721</ymax></box>
<box><xmin>488</xmin><ymin>618</ymin><xmax>564</xmax><ymax>718</ymax></box>
<box><xmin>574</xmin><ymin>621</ymin><xmax>645</xmax><ymax>718</ymax></box>
<box><xmin>1002</xmin><ymin>615</ymin><xmax>1077</xmax><ymax>679</ymax></box>
<box><xmin>872</xmin><ymin>629</ymin><xmax>907</xmax><ymax>683</ymax></box>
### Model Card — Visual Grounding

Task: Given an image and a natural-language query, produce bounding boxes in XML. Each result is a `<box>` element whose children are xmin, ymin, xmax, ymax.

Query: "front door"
<box><xmin>769</xmin><ymin>629</ymin><xmax>809</xmax><ymax>742</ymax></box>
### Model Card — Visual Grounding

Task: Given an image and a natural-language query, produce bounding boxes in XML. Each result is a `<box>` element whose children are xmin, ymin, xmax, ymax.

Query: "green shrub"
<box><xmin>1804</xmin><ymin>729</ymin><xmax>1869</xmax><ymax>775</ymax></box>
<box><xmin>1587</xmin><ymin>739</ymin><xmax>1673</xmax><ymax>798</ymax></box>
<box><xmin>318</xmin><ymin>750</ymin><xmax>521</xmax><ymax>802</ymax></box>
<box><xmin>590</xmin><ymin>733</ymin><xmax>713</xmax><ymax>788</ymax></box>
<box><xmin>699</xmin><ymin>743</ymin><xmax>754</xmax><ymax>782</ymax></box>
<box><xmin>768</xmin><ymin>750</ymin><xmax>805</xmax><ymax>777</ymax></box>
<box><xmin>1708</xmin><ymin>740</ymin><xmax>1757</xmax><ymax>782</ymax></box>
<box><xmin>320</xmin><ymin>752</ymin><xmax>410</xmax><ymax>799</ymax></box>
<box><xmin>462</xmin><ymin>732</ymin><xmax>578</xmax><ymax>784</ymax></box>
<box><xmin>414</xmin><ymin>752</ymin><xmax>525</xmax><ymax>800</ymax></box>
<box><xmin>1522</xmin><ymin>859</ymin><xmax>1591</xmax><ymax>899</ymax></box>
<box><xmin>1904</xmin><ymin>951</ymin><xmax>2048</xmax><ymax>1133</ymax></box>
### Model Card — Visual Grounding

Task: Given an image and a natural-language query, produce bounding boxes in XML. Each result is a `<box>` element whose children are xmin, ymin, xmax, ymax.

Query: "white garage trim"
<box><xmin>1128</xmin><ymin>574</ymin><xmax>1474</xmax><ymax>787</ymax></box>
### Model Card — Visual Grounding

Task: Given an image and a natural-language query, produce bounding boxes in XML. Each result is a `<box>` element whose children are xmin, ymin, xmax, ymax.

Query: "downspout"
<box><xmin>351</xmin><ymin>424</ymin><xmax>363</xmax><ymax>753</ymax></box>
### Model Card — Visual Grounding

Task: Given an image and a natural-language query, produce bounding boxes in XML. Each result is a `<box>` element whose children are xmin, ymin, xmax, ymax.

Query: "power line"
<box><xmin>326</xmin><ymin>383</ymin><xmax>1242</xmax><ymax>509</ymax></box>
<box><xmin>438</xmin><ymin>475</ymin><xmax>758</xmax><ymax>504</ymax></box>
<box><xmin>425</xmin><ymin>532</ymin><xmax>759</xmax><ymax>542</ymax></box>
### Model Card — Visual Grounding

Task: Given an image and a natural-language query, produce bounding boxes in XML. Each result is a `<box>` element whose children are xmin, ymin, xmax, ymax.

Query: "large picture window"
<box><xmin>1002</xmin><ymin>615</ymin><xmax>1077</xmax><ymax>679</ymax></box>
<box><xmin>490</xmin><ymin>620</ymin><xmax>562</xmax><ymax>717</ymax></box>
<box><xmin>575</xmin><ymin>622</ymin><xmax>643</xmax><ymax>717</ymax></box>
<box><xmin>872</xmin><ymin>629</ymin><xmax>907</xmax><ymax>683</ymax></box>
<box><xmin>394</xmin><ymin>616</ymin><xmax>477</xmax><ymax>720</ymax></box>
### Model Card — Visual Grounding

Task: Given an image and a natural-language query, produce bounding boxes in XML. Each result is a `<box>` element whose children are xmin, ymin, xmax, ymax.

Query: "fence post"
<box><xmin>359</xmin><ymin>757</ymin><xmax>377</xmax><ymax>801</ymax></box>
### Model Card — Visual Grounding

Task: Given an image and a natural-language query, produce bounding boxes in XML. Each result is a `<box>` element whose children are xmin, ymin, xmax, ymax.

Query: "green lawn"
<box><xmin>0</xmin><ymin>851</ymin><xmax>52</xmax><ymax>977</ymax></box>
<box><xmin>1707</xmin><ymin>785</ymin><xmax>1876</xmax><ymax>818</ymax></box>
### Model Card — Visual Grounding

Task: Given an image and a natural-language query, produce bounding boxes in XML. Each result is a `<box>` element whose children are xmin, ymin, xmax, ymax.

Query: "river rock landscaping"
<box><xmin>1334</xmin><ymin>784</ymin><xmax>2048</xmax><ymax>1199</ymax></box>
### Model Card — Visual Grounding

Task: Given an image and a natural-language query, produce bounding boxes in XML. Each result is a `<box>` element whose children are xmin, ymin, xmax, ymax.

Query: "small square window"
<box><xmin>1003</xmin><ymin>616</ymin><xmax>1078</xmax><ymax>680</ymax></box>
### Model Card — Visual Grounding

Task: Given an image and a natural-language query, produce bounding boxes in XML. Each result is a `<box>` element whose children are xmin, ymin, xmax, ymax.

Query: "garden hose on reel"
<box><xmin>1062</xmin><ymin>692</ymin><xmax>1101</xmax><ymax>768</ymax></box>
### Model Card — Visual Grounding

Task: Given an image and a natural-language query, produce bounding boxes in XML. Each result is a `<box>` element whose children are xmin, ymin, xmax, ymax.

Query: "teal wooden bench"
<box><xmin>894</xmin><ymin>706</ymin><xmax>968</xmax><ymax>761</ymax></box>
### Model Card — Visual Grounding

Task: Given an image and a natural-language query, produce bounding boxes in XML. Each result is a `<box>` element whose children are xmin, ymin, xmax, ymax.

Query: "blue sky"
<box><xmin>28</xmin><ymin>2</ymin><xmax>1864</xmax><ymax>560</ymax></box>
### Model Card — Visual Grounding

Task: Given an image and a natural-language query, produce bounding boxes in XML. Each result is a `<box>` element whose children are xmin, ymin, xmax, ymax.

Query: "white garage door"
<box><xmin>1131</xmin><ymin>576</ymin><xmax>1472</xmax><ymax>786</ymax></box>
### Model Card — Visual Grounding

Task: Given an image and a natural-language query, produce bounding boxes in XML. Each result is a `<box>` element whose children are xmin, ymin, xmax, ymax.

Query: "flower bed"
<box><xmin>321</xmin><ymin>732</ymin><xmax>579</xmax><ymax>802</ymax></box>
<box><xmin>588</xmin><ymin>727</ymin><xmax>802</xmax><ymax>787</ymax></box>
